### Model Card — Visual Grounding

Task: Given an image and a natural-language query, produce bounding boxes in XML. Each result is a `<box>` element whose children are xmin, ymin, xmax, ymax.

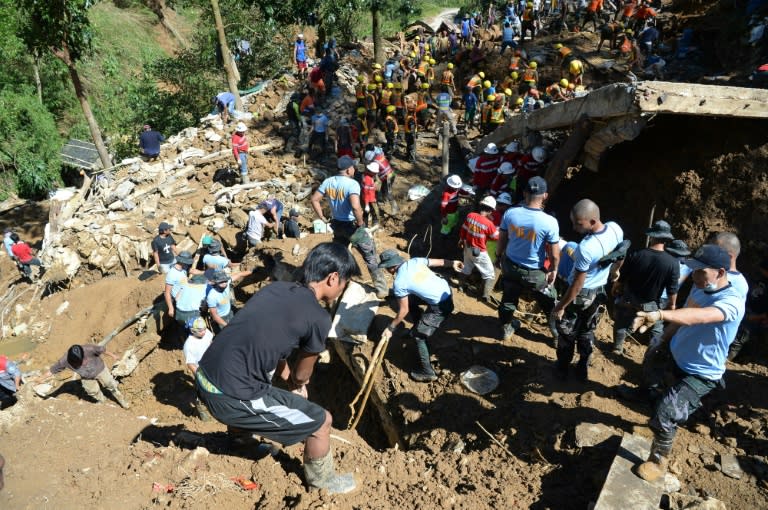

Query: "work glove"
<box><xmin>452</xmin><ymin>260</ymin><xmax>464</xmax><ymax>273</ymax></box>
<box><xmin>632</xmin><ymin>310</ymin><xmax>663</xmax><ymax>334</ymax></box>
<box><xmin>381</xmin><ymin>327</ymin><xmax>394</xmax><ymax>343</ymax></box>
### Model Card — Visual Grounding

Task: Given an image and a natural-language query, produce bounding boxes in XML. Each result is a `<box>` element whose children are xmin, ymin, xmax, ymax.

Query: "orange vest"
<box><xmin>522</xmin><ymin>69</ymin><xmax>537</xmax><ymax>82</ymax></box>
<box><xmin>391</xmin><ymin>91</ymin><xmax>403</xmax><ymax>108</ymax></box>
<box><xmin>385</xmin><ymin>115</ymin><xmax>399</xmax><ymax>133</ymax></box>
<box><xmin>355</xmin><ymin>83</ymin><xmax>366</xmax><ymax>99</ymax></box>
<box><xmin>490</xmin><ymin>107</ymin><xmax>504</xmax><ymax>124</ymax></box>
<box><xmin>380</xmin><ymin>90</ymin><xmax>392</xmax><ymax>106</ymax></box>
<box><xmin>467</xmin><ymin>74</ymin><xmax>482</xmax><ymax>88</ymax></box>
<box><xmin>366</xmin><ymin>93</ymin><xmax>377</xmax><ymax>110</ymax></box>
<box><xmin>559</xmin><ymin>47</ymin><xmax>572</xmax><ymax>59</ymax></box>
<box><xmin>404</xmin><ymin>114</ymin><xmax>418</xmax><ymax>133</ymax></box>
<box><xmin>415</xmin><ymin>93</ymin><xmax>428</xmax><ymax>112</ymax></box>
<box><xmin>509</xmin><ymin>56</ymin><xmax>522</xmax><ymax>70</ymax></box>
<box><xmin>441</xmin><ymin>70</ymin><xmax>453</xmax><ymax>84</ymax></box>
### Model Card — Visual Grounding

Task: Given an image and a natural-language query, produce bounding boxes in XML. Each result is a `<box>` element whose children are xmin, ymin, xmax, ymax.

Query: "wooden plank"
<box><xmin>594</xmin><ymin>433</ymin><xmax>664</xmax><ymax>510</ymax></box>
<box><xmin>635</xmin><ymin>81</ymin><xmax>768</xmax><ymax>118</ymax></box>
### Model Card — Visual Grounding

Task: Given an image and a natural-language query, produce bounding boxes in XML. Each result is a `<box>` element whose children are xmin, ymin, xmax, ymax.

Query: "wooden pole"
<box><xmin>441</xmin><ymin>121</ymin><xmax>450</xmax><ymax>177</ymax></box>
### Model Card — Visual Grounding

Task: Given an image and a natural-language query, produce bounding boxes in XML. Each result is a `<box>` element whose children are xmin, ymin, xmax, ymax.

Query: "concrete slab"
<box><xmin>594</xmin><ymin>433</ymin><xmax>664</xmax><ymax>510</ymax></box>
<box><xmin>328</xmin><ymin>281</ymin><xmax>379</xmax><ymax>344</ymax></box>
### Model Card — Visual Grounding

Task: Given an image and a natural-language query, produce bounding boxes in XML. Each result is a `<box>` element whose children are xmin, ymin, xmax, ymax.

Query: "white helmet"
<box><xmin>447</xmin><ymin>175</ymin><xmax>463</xmax><ymax>188</ymax></box>
<box><xmin>366</xmin><ymin>162</ymin><xmax>380</xmax><ymax>173</ymax></box>
<box><xmin>484</xmin><ymin>143</ymin><xmax>499</xmax><ymax>155</ymax></box>
<box><xmin>498</xmin><ymin>162</ymin><xmax>516</xmax><ymax>175</ymax></box>
<box><xmin>504</xmin><ymin>141</ymin><xmax>520</xmax><ymax>153</ymax></box>
<box><xmin>364</xmin><ymin>150</ymin><xmax>376</xmax><ymax>162</ymax></box>
<box><xmin>480</xmin><ymin>196</ymin><xmax>497</xmax><ymax>209</ymax></box>
<box><xmin>235</xmin><ymin>122</ymin><xmax>248</xmax><ymax>132</ymax></box>
<box><xmin>532</xmin><ymin>146</ymin><xmax>547</xmax><ymax>163</ymax></box>
<box><xmin>497</xmin><ymin>192</ymin><xmax>513</xmax><ymax>205</ymax></box>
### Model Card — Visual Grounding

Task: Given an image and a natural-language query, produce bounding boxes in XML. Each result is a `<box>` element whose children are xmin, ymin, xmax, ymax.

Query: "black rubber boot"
<box><xmin>410</xmin><ymin>338</ymin><xmax>437</xmax><ymax>382</ymax></box>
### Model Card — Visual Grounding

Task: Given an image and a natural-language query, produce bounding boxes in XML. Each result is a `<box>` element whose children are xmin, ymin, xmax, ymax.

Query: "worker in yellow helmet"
<box><xmin>480</xmin><ymin>94</ymin><xmax>495</xmax><ymax>134</ymax></box>
<box><xmin>440</xmin><ymin>61</ymin><xmax>456</xmax><ymax>96</ymax></box>
<box><xmin>383</xmin><ymin>105</ymin><xmax>399</xmax><ymax>155</ymax></box>
<box><xmin>568</xmin><ymin>58</ymin><xmax>584</xmax><ymax>86</ymax></box>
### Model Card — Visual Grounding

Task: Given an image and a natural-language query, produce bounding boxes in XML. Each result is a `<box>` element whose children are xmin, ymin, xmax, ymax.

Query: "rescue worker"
<box><xmin>489</xmin><ymin>97</ymin><xmax>505</xmax><ymax>132</ymax></box>
<box><xmin>520</xmin><ymin>61</ymin><xmax>539</xmax><ymax>94</ymax></box>
<box><xmin>441</xmin><ymin>62</ymin><xmax>456</xmax><ymax>96</ymax></box>
<box><xmin>415</xmin><ymin>83</ymin><xmax>431</xmax><ymax>129</ymax></box>
<box><xmin>480</xmin><ymin>95</ymin><xmax>495</xmax><ymax>135</ymax></box>
<box><xmin>569</xmin><ymin>58</ymin><xmax>585</xmax><ymax>86</ymax></box>
<box><xmin>391</xmin><ymin>82</ymin><xmax>405</xmax><ymax>124</ymax></box>
<box><xmin>598</xmin><ymin>21</ymin><xmax>623</xmax><ymax>52</ymax></box>
<box><xmin>440</xmin><ymin>175</ymin><xmax>463</xmax><ymax>236</ymax></box>
<box><xmin>470</xmin><ymin>143</ymin><xmax>501</xmax><ymax>196</ymax></box>
<box><xmin>364</xmin><ymin>147</ymin><xmax>398</xmax><ymax>213</ymax></box>
<box><xmin>383</xmin><ymin>105</ymin><xmax>399</xmax><ymax>156</ymax></box>
<box><xmin>355</xmin><ymin>75</ymin><xmax>367</xmax><ymax>108</ymax></box>
<box><xmin>355</xmin><ymin>107</ymin><xmax>369</xmax><ymax>146</ymax></box>
<box><xmin>459</xmin><ymin>196</ymin><xmax>500</xmax><ymax>302</ymax></box>
<box><xmin>546</xmin><ymin>79</ymin><xmax>569</xmax><ymax>102</ymax></box>
<box><xmin>232</xmin><ymin>122</ymin><xmax>250</xmax><ymax>184</ymax></box>
<box><xmin>404</xmin><ymin>106</ymin><xmax>419</xmax><ymax>163</ymax></box>
<box><xmin>361</xmin><ymin>162</ymin><xmax>380</xmax><ymax>226</ymax></box>
<box><xmin>521</xmin><ymin>2</ymin><xmax>537</xmax><ymax>41</ymax></box>
<box><xmin>379</xmin><ymin>82</ymin><xmax>393</xmax><ymax>121</ymax></box>
<box><xmin>365</xmin><ymin>84</ymin><xmax>379</xmax><ymax>128</ymax></box>
<box><xmin>582</xmin><ymin>0</ymin><xmax>604</xmax><ymax>32</ymax></box>
<box><xmin>434</xmin><ymin>85</ymin><xmax>457</xmax><ymax>136</ymax></box>
<box><xmin>466</xmin><ymin>71</ymin><xmax>485</xmax><ymax>102</ymax></box>
<box><xmin>463</xmin><ymin>86</ymin><xmax>479</xmax><ymax>130</ymax></box>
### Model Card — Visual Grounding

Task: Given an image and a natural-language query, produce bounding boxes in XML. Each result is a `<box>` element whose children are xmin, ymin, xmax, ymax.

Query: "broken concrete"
<box><xmin>594</xmin><ymin>433</ymin><xmax>664</xmax><ymax>510</ymax></box>
<box><xmin>574</xmin><ymin>422</ymin><xmax>620</xmax><ymax>448</ymax></box>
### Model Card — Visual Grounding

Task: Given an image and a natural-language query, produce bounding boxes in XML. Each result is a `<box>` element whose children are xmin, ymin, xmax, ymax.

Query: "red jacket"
<box><xmin>472</xmin><ymin>154</ymin><xmax>501</xmax><ymax>189</ymax></box>
<box><xmin>440</xmin><ymin>188</ymin><xmax>460</xmax><ymax>215</ymax></box>
<box><xmin>460</xmin><ymin>213</ymin><xmax>499</xmax><ymax>251</ymax></box>
<box><xmin>362</xmin><ymin>174</ymin><xmax>377</xmax><ymax>204</ymax></box>
<box><xmin>373</xmin><ymin>153</ymin><xmax>394</xmax><ymax>180</ymax></box>
<box><xmin>11</xmin><ymin>242</ymin><xmax>33</xmax><ymax>263</ymax></box>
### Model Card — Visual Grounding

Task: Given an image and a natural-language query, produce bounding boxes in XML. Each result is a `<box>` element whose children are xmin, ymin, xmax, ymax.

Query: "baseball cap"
<box><xmin>378</xmin><ymin>249</ymin><xmax>405</xmax><ymax>269</ymax></box>
<box><xmin>337</xmin><ymin>155</ymin><xmax>357</xmax><ymax>170</ymax></box>
<box><xmin>525</xmin><ymin>176</ymin><xmax>548</xmax><ymax>195</ymax></box>
<box><xmin>665</xmin><ymin>239</ymin><xmax>691</xmax><ymax>257</ymax></box>
<box><xmin>158</xmin><ymin>222</ymin><xmax>172</xmax><ymax>232</ymax></box>
<box><xmin>289</xmin><ymin>208</ymin><xmax>300</xmax><ymax>217</ymax></box>
<box><xmin>176</xmin><ymin>251</ymin><xmax>194</xmax><ymax>265</ymax></box>
<box><xmin>684</xmin><ymin>244</ymin><xmax>730</xmax><ymax>271</ymax></box>
<box><xmin>186</xmin><ymin>317</ymin><xmax>207</xmax><ymax>331</ymax></box>
<box><xmin>646</xmin><ymin>220</ymin><xmax>674</xmax><ymax>240</ymax></box>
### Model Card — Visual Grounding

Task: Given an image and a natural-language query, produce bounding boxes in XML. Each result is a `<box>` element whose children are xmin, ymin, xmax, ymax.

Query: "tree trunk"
<box><xmin>371</xmin><ymin>3</ymin><xmax>383</xmax><ymax>64</ymax></box>
<box><xmin>67</xmin><ymin>63</ymin><xmax>111</xmax><ymax>169</ymax></box>
<box><xmin>210</xmin><ymin>0</ymin><xmax>243</xmax><ymax>111</ymax></box>
<box><xmin>32</xmin><ymin>56</ymin><xmax>42</xmax><ymax>104</ymax></box>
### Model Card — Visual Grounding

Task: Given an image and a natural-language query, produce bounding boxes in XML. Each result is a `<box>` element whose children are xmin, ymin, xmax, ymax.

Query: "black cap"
<box><xmin>646</xmin><ymin>220</ymin><xmax>674</xmax><ymax>240</ymax></box>
<box><xmin>684</xmin><ymin>244</ymin><xmax>730</xmax><ymax>271</ymax></box>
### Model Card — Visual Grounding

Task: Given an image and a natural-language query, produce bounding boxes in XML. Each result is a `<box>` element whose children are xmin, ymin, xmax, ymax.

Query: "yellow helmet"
<box><xmin>368</xmin><ymin>83</ymin><xmax>377</xmax><ymax>90</ymax></box>
<box><xmin>515</xmin><ymin>97</ymin><xmax>524</xmax><ymax>105</ymax></box>
<box><xmin>447</xmin><ymin>63</ymin><xmax>454</xmax><ymax>69</ymax></box>
<box><xmin>487</xmin><ymin>94</ymin><xmax>496</xmax><ymax>102</ymax></box>
<box><xmin>560</xmin><ymin>78</ymin><xmax>569</xmax><ymax>87</ymax></box>
<box><xmin>356</xmin><ymin>107</ymin><xmax>366</xmax><ymax>116</ymax></box>
<box><xmin>425</xmin><ymin>45</ymin><xmax>431</xmax><ymax>50</ymax></box>
<box><xmin>373</xmin><ymin>63</ymin><xmax>382</xmax><ymax>69</ymax></box>
<box><xmin>375</xmin><ymin>75</ymin><xmax>382</xmax><ymax>82</ymax></box>
<box><xmin>483</xmin><ymin>80</ymin><xmax>491</xmax><ymax>89</ymax></box>
<box><xmin>386</xmin><ymin>105</ymin><xmax>396</xmax><ymax>113</ymax></box>
<box><xmin>568</xmin><ymin>83</ymin><xmax>575</xmax><ymax>90</ymax></box>
<box><xmin>386</xmin><ymin>82</ymin><xmax>393</xmax><ymax>89</ymax></box>
<box><xmin>553</xmin><ymin>43</ymin><xmax>563</xmax><ymax>50</ymax></box>
<box><xmin>394</xmin><ymin>82</ymin><xmax>403</xmax><ymax>89</ymax></box>
<box><xmin>527</xmin><ymin>1</ymin><xmax>533</xmax><ymax>6</ymax></box>
<box><xmin>569</xmin><ymin>60</ymin><xmax>582</xmax><ymax>73</ymax></box>
<box><xmin>478</xmin><ymin>71</ymin><xmax>485</xmax><ymax>78</ymax></box>
<box><xmin>410</xmin><ymin>51</ymin><xmax>416</xmax><ymax>58</ymax></box>
<box><xmin>421</xmin><ymin>83</ymin><xmax>430</xmax><ymax>89</ymax></box>
<box><xmin>504</xmin><ymin>88</ymin><xmax>512</xmax><ymax>96</ymax></box>
<box><xmin>429</xmin><ymin>58</ymin><xmax>436</xmax><ymax>65</ymax></box>
<box><xmin>415</xmin><ymin>36</ymin><xmax>421</xmax><ymax>40</ymax></box>
<box><xmin>511</xmin><ymin>71</ymin><xmax>519</xmax><ymax>79</ymax></box>
<box><xmin>357</xmin><ymin>75</ymin><xmax>366</xmax><ymax>82</ymax></box>
<box><xmin>529</xmin><ymin>61</ymin><xmax>538</xmax><ymax>69</ymax></box>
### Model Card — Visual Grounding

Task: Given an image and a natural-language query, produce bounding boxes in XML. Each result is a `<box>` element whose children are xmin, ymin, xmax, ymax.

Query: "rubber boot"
<box><xmin>481</xmin><ymin>278</ymin><xmax>495</xmax><ymax>303</ymax></box>
<box><xmin>372</xmin><ymin>269</ymin><xmax>390</xmax><ymax>299</ymax></box>
<box><xmin>303</xmin><ymin>451</ymin><xmax>356</xmax><ymax>494</ymax></box>
<box><xmin>111</xmin><ymin>389</ymin><xmax>131</xmax><ymax>409</ymax></box>
<box><xmin>636</xmin><ymin>437</ymin><xmax>672</xmax><ymax>482</ymax></box>
<box><xmin>241</xmin><ymin>173</ymin><xmax>251</xmax><ymax>184</ymax></box>
<box><xmin>410</xmin><ymin>338</ymin><xmax>438</xmax><ymax>382</ymax></box>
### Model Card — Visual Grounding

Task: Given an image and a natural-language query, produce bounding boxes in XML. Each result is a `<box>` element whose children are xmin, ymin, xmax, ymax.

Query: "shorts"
<box><xmin>196</xmin><ymin>371</ymin><xmax>326</xmax><ymax>446</ymax></box>
<box><xmin>297</xmin><ymin>60</ymin><xmax>307</xmax><ymax>70</ymax></box>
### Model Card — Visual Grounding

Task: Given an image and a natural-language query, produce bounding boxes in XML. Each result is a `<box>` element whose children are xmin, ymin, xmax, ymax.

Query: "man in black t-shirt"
<box><xmin>196</xmin><ymin>242</ymin><xmax>361</xmax><ymax>494</ymax></box>
<box><xmin>611</xmin><ymin>220</ymin><xmax>680</xmax><ymax>354</ymax></box>
<box><xmin>151</xmin><ymin>222</ymin><xmax>177</xmax><ymax>274</ymax></box>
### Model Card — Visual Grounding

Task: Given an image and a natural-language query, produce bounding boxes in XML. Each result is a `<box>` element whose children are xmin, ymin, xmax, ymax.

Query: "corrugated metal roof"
<box><xmin>60</xmin><ymin>139</ymin><xmax>103</xmax><ymax>170</ymax></box>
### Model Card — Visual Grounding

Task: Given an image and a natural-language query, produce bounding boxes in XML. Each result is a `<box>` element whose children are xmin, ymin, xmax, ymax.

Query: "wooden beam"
<box><xmin>635</xmin><ymin>81</ymin><xmax>768</xmax><ymax>119</ymax></box>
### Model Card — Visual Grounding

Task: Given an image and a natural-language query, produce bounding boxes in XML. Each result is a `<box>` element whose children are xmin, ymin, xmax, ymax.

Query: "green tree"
<box><xmin>0</xmin><ymin>90</ymin><xmax>62</xmax><ymax>198</ymax></box>
<box><xmin>19</xmin><ymin>0</ymin><xmax>112</xmax><ymax>169</ymax></box>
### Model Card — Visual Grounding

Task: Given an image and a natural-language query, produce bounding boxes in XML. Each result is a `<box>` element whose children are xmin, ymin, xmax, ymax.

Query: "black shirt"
<box><xmin>199</xmin><ymin>281</ymin><xmax>330</xmax><ymax>400</ymax></box>
<box><xmin>151</xmin><ymin>234</ymin><xmax>176</xmax><ymax>264</ymax></box>
<box><xmin>619</xmin><ymin>248</ymin><xmax>680</xmax><ymax>304</ymax></box>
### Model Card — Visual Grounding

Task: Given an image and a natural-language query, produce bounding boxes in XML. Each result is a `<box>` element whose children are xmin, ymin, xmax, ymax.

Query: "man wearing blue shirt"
<box><xmin>309</xmin><ymin>108</ymin><xmax>330</xmax><ymax>159</ymax></box>
<box><xmin>552</xmin><ymin>199</ymin><xmax>623</xmax><ymax>380</ymax></box>
<box><xmin>631</xmin><ymin>245</ymin><xmax>745</xmax><ymax>482</ymax></box>
<box><xmin>495</xmin><ymin>176</ymin><xmax>560</xmax><ymax>341</ymax></box>
<box><xmin>311</xmin><ymin>156</ymin><xmax>388</xmax><ymax>298</ymax></box>
<box><xmin>379</xmin><ymin>250</ymin><xmax>463</xmax><ymax>382</ymax></box>
<box><xmin>707</xmin><ymin>232</ymin><xmax>749</xmax><ymax>299</ymax></box>
<box><xmin>206</xmin><ymin>270</ymin><xmax>233</xmax><ymax>334</ymax></box>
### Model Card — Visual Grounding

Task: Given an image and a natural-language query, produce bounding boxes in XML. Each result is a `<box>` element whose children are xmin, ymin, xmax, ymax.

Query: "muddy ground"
<box><xmin>2</xmin><ymin>16</ymin><xmax>768</xmax><ymax>510</ymax></box>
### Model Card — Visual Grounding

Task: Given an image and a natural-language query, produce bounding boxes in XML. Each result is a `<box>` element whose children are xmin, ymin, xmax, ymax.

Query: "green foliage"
<box><xmin>0</xmin><ymin>90</ymin><xmax>62</xmax><ymax>198</ymax></box>
<box><xmin>20</xmin><ymin>0</ymin><xmax>97</xmax><ymax>62</ymax></box>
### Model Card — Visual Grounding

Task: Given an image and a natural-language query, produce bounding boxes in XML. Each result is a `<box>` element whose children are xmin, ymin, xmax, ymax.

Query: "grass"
<box><xmin>353</xmin><ymin>0</ymin><xmax>473</xmax><ymax>41</ymax></box>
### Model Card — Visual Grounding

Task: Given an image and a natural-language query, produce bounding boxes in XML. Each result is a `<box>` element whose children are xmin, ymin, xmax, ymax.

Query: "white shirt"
<box><xmin>183</xmin><ymin>330</ymin><xmax>214</xmax><ymax>366</ymax></box>
<box><xmin>247</xmin><ymin>210</ymin><xmax>268</xmax><ymax>241</ymax></box>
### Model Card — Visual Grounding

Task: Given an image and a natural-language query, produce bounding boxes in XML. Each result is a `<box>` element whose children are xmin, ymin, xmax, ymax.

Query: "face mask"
<box><xmin>704</xmin><ymin>279</ymin><xmax>718</xmax><ymax>292</ymax></box>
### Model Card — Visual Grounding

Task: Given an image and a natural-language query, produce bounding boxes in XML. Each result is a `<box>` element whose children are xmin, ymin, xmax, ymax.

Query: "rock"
<box><xmin>664</xmin><ymin>473</ymin><xmax>682</xmax><ymax>493</ymax></box>
<box><xmin>217</xmin><ymin>226</ymin><xmax>240</xmax><ymax>251</ymax></box>
<box><xmin>229</xmin><ymin>208</ymin><xmax>250</xmax><ymax>229</ymax></box>
<box><xmin>106</xmin><ymin>180</ymin><xmax>136</xmax><ymax>204</ymax></box>
<box><xmin>200</xmin><ymin>205</ymin><xmax>216</xmax><ymax>217</ymax></box>
<box><xmin>693</xmin><ymin>423</ymin><xmax>711</xmax><ymax>436</ymax></box>
<box><xmin>722</xmin><ymin>437</ymin><xmax>738</xmax><ymax>448</ymax></box>
<box><xmin>207</xmin><ymin>215</ymin><xmax>226</xmax><ymax>232</ymax></box>
<box><xmin>719</xmin><ymin>454</ymin><xmax>743</xmax><ymax>479</ymax></box>
<box><xmin>668</xmin><ymin>494</ymin><xmax>727</xmax><ymax>510</ymax></box>
<box><xmin>186</xmin><ymin>224</ymin><xmax>208</xmax><ymax>245</ymax></box>
<box><xmin>574</xmin><ymin>423</ymin><xmax>619</xmax><ymax>448</ymax></box>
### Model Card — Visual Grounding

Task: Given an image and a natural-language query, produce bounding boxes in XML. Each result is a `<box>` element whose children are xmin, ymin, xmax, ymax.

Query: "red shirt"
<box><xmin>362</xmin><ymin>174</ymin><xmax>377</xmax><ymax>204</ymax></box>
<box><xmin>11</xmin><ymin>242</ymin><xmax>33</xmax><ymax>263</ymax></box>
<box><xmin>460</xmin><ymin>213</ymin><xmax>499</xmax><ymax>251</ymax></box>
<box><xmin>232</xmin><ymin>133</ymin><xmax>249</xmax><ymax>159</ymax></box>
<box><xmin>373</xmin><ymin>153</ymin><xmax>394</xmax><ymax>180</ymax></box>
<box><xmin>440</xmin><ymin>187</ymin><xmax>460</xmax><ymax>215</ymax></box>
<box><xmin>472</xmin><ymin>154</ymin><xmax>501</xmax><ymax>189</ymax></box>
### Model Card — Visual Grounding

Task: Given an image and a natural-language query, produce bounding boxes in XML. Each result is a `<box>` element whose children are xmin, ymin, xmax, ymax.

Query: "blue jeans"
<box><xmin>238</xmin><ymin>153</ymin><xmax>248</xmax><ymax>176</ymax></box>
<box><xmin>500</xmin><ymin>40</ymin><xmax>517</xmax><ymax>54</ymax></box>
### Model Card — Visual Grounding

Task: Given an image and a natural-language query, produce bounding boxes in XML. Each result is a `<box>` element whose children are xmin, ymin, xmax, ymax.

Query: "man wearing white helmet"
<box><xmin>496</xmin><ymin>176</ymin><xmax>560</xmax><ymax>341</ymax></box>
<box><xmin>440</xmin><ymin>175</ymin><xmax>463</xmax><ymax>235</ymax></box>
<box><xmin>514</xmin><ymin>145</ymin><xmax>546</xmax><ymax>200</ymax></box>
<box><xmin>232</xmin><ymin>122</ymin><xmax>250</xmax><ymax>184</ymax></box>
<box><xmin>459</xmin><ymin>196</ymin><xmax>500</xmax><ymax>302</ymax></box>
<box><xmin>364</xmin><ymin>146</ymin><xmax>398</xmax><ymax>213</ymax></box>
<box><xmin>470</xmin><ymin>142</ymin><xmax>501</xmax><ymax>196</ymax></box>
<box><xmin>490</xmin><ymin>161</ymin><xmax>517</xmax><ymax>197</ymax></box>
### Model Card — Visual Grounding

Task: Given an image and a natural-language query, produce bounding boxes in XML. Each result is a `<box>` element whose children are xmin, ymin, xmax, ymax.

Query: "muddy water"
<box><xmin>0</xmin><ymin>336</ymin><xmax>37</xmax><ymax>357</ymax></box>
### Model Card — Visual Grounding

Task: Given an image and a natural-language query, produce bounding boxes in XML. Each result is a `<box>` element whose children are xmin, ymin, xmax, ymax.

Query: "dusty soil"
<box><xmin>2</xmin><ymin>11</ymin><xmax>768</xmax><ymax>510</ymax></box>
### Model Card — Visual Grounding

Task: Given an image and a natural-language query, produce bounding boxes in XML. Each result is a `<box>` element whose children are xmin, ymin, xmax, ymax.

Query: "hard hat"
<box><xmin>515</xmin><ymin>97</ymin><xmax>524</xmax><ymax>105</ymax></box>
<box><xmin>505</xmin><ymin>141</ymin><xmax>519</xmax><ymax>152</ymax></box>
<box><xmin>386</xmin><ymin>82</ymin><xmax>393</xmax><ymax>89</ymax></box>
<box><xmin>499</xmin><ymin>162</ymin><xmax>516</xmax><ymax>175</ymax></box>
<box><xmin>429</xmin><ymin>58</ymin><xmax>436</xmax><ymax>65</ymax></box>
<box><xmin>415</xmin><ymin>36</ymin><xmax>421</xmax><ymax>40</ymax></box>
<box><xmin>235</xmin><ymin>122</ymin><xmax>247</xmax><ymax>132</ymax></box>
<box><xmin>364</xmin><ymin>150</ymin><xmax>376</xmax><ymax>161</ymax></box>
<box><xmin>421</xmin><ymin>83</ymin><xmax>430</xmax><ymax>89</ymax></box>
<box><xmin>366</xmin><ymin>162</ymin><xmax>380</xmax><ymax>174</ymax></box>
<box><xmin>570</xmin><ymin>60</ymin><xmax>582</xmax><ymax>72</ymax></box>
<box><xmin>529</xmin><ymin>61</ymin><xmax>538</xmax><ymax>69</ymax></box>
<box><xmin>357</xmin><ymin>107</ymin><xmax>367</xmax><ymax>116</ymax></box>
<box><xmin>497</xmin><ymin>192</ymin><xmax>513</xmax><ymax>205</ymax></box>
<box><xmin>483</xmin><ymin>80</ymin><xmax>491</xmax><ymax>89</ymax></box>
<box><xmin>410</xmin><ymin>51</ymin><xmax>416</xmax><ymax>58</ymax></box>
<box><xmin>484</xmin><ymin>143</ymin><xmax>499</xmax><ymax>155</ymax></box>
<box><xmin>447</xmin><ymin>175</ymin><xmax>463</xmax><ymax>188</ymax></box>
<box><xmin>511</xmin><ymin>71</ymin><xmax>519</xmax><ymax>79</ymax></box>
<box><xmin>486</xmin><ymin>94</ymin><xmax>496</xmax><ymax>102</ymax></box>
<box><xmin>558</xmin><ymin>78</ymin><xmax>568</xmax><ymax>88</ymax></box>
<box><xmin>297</xmin><ymin>34</ymin><xmax>304</xmax><ymax>39</ymax></box>
<box><xmin>480</xmin><ymin>196</ymin><xmax>497</xmax><ymax>209</ymax></box>
<box><xmin>394</xmin><ymin>82</ymin><xmax>402</xmax><ymax>89</ymax></box>
<box><xmin>568</xmin><ymin>83</ymin><xmax>575</xmax><ymax>90</ymax></box>
<box><xmin>504</xmin><ymin>88</ymin><xmax>512</xmax><ymax>96</ymax></box>
<box><xmin>386</xmin><ymin>105</ymin><xmax>396</xmax><ymax>113</ymax></box>
<box><xmin>357</xmin><ymin>75</ymin><xmax>366</xmax><ymax>82</ymax></box>
<box><xmin>478</xmin><ymin>71</ymin><xmax>485</xmax><ymax>78</ymax></box>
<box><xmin>447</xmin><ymin>63</ymin><xmax>454</xmax><ymax>69</ymax></box>
<box><xmin>553</xmin><ymin>43</ymin><xmax>563</xmax><ymax>50</ymax></box>
<box><xmin>375</xmin><ymin>75</ymin><xmax>382</xmax><ymax>82</ymax></box>
<box><xmin>373</xmin><ymin>63</ymin><xmax>382</xmax><ymax>69</ymax></box>
<box><xmin>527</xmin><ymin>2</ymin><xmax>533</xmax><ymax>6</ymax></box>
<box><xmin>368</xmin><ymin>83</ymin><xmax>377</xmax><ymax>90</ymax></box>
<box><xmin>532</xmin><ymin>146</ymin><xmax>547</xmax><ymax>163</ymax></box>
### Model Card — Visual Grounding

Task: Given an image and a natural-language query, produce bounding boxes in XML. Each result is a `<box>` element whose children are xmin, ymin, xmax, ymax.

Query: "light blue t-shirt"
<box><xmin>165</xmin><ymin>265</ymin><xmax>188</xmax><ymax>299</ymax></box>
<box><xmin>176</xmin><ymin>282</ymin><xmax>208</xmax><ymax>313</ymax></box>
<box><xmin>312</xmin><ymin>113</ymin><xmax>329</xmax><ymax>133</ymax></box>
<box><xmin>318</xmin><ymin>175</ymin><xmax>361</xmax><ymax>222</ymax></box>
<box><xmin>3</xmin><ymin>235</ymin><xmax>14</xmax><ymax>257</ymax></box>
<box><xmin>569</xmin><ymin>221</ymin><xmax>623</xmax><ymax>289</ymax></box>
<box><xmin>393</xmin><ymin>258</ymin><xmax>451</xmax><ymax>305</ymax></box>
<box><xmin>670</xmin><ymin>283</ymin><xmax>745</xmax><ymax>380</ymax></box>
<box><xmin>206</xmin><ymin>284</ymin><xmax>232</xmax><ymax>317</ymax></box>
<box><xmin>558</xmin><ymin>241</ymin><xmax>578</xmax><ymax>280</ymax></box>
<box><xmin>503</xmin><ymin>26</ymin><xmax>515</xmax><ymax>42</ymax></box>
<box><xmin>500</xmin><ymin>206</ymin><xmax>560</xmax><ymax>269</ymax></box>
<box><xmin>203</xmin><ymin>254</ymin><xmax>229</xmax><ymax>270</ymax></box>
<box><xmin>661</xmin><ymin>261</ymin><xmax>692</xmax><ymax>301</ymax></box>
<box><xmin>728</xmin><ymin>270</ymin><xmax>749</xmax><ymax>299</ymax></box>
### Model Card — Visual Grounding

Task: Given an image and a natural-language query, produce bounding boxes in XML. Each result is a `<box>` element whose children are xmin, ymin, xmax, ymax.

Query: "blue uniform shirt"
<box><xmin>464</xmin><ymin>92</ymin><xmax>478</xmax><ymax>109</ymax></box>
<box><xmin>317</xmin><ymin>175</ymin><xmax>361</xmax><ymax>222</ymax></box>
<box><xmin>728</xmin><ymin>270</ymin><xmax>749</xmax><ymax>299</ymax></box>
<box><xmin>295</xmin><ymin>40</ymin><xmax>306</xmax><ymax>61</ymax></box>
<box><xmin>393</xmin><ymin>258</ymin><xmax>451</xmax><ymax>305</ymax></box>
<box><xmin>203</xmin><ymin>254</ymin><xmax>230</xmax><ymax>270</ymax></box>
<box><xmin>569</xmin><ymin>221</ymin><xmax>623</xmax><ymax>289</ymax></box>
<box><xmin>165</xmin><ymin>265</ymin><xmax>188</xmax><ymax>299</ymax></box>
<box><xmin>558</xmin><ymin>241</ymin><xmax>579</xmax><ymax>280</ymax></box>
<box><xmin>503</xmin><ymin>26</ymin><xmax>515</xmax><ymax>42</ymax></box>
<box><xmin>670</xmin><ymin>283</ymin><xmax>745</xmax><ymax>380</ymax></box>
<box><xmin>176</xmin><ymin>281</ymin><xmax>208</xmax><ymax>313</ymax></box>
<box><xmin>500</xmin><ymin>206</ymin><xmax>560</xmax><ymax>269</ymax></box>
<box><xmin>206</xmin><ymin>284</ymin><xmax>232</xmax><ymax>317</ymax></box>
